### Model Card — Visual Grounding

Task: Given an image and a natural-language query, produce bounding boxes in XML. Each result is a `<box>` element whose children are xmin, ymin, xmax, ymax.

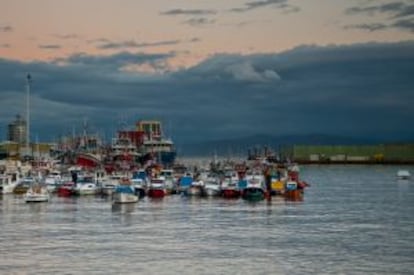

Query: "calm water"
<box><xmin>1</xmin><ymin>165</ymin><xmax>413</xmax><ymax>275</ymax></box>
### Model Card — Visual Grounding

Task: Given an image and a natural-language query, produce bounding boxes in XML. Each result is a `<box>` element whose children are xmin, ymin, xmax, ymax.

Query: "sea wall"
<box><xmin>283</xmin><ymin>144</ymin><xmax>414</xmax><ymax>164</ymax></box>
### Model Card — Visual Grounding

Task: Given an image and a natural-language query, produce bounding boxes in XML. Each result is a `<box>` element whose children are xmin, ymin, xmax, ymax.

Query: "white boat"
<box><xmin>204</xmin><ymin>177</ymin><xmax>221</xmax><ymax>197</ymax></box>
<box><xmin>397</xmin><ymin>170</ymin><xmax>411</xmax><ymax>180</ymax></box>
<box><xmin>159</xmin><ymin>169</ymin><xmax>175</xmax><ymax>194</ymax></box>
<box><xmin>101</xmin><ymin>174</ymin><xmax>125</xmax><ymax>196</ymax></box>
<box><xmin>43</xmin><ymin>170</ymin><xmax>62</xmax><ymax>193</ymax></box>
<box><xmin>112</xmin><ymin>179</ymin><xmax>138</xmax><ymax>204</ymax></box>
<box><xmin>0</xmin><ymin>172</ymin><xmax>21</xmax><ymax>194</ymax></box>
<box><xmin>24</xmin><ymin>184</ymin><xmax>49</xmax><ymax>203</ymax></box>
<box><xmin>185</xmin><ymin>179</ymin><xmax>205</xmax><ymax>196</ymax></box>
<box><xmin>74</xmin><ymin>175</ymin><xmax>98</xmax><ymax>195</ymax></box>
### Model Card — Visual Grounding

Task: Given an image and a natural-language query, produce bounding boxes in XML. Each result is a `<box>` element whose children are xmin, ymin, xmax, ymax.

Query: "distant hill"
<box><xmin>177</xmin><ymin>134</ymin><xmax>407</xmax><ymax>156</ymax></box>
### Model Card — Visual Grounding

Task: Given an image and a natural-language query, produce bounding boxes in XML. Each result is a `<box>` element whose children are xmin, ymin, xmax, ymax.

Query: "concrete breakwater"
<box><xmin>281</xmin><ymin>144</ymin><xmax>414</xmax><ymax>164</ymax></box>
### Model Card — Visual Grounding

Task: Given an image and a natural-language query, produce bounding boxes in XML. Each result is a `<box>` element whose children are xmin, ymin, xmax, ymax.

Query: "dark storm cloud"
<box><xmin>96</xmin><ymin>39</ymin><xmax>181</xmax><ymax>50</ymax></box>
<box><xmin>344</xmin><ymin>18</ymin><xmax>414</xmax><ymax>33</ymax></box>
<box><xmin>160</xmin><ymin>9</ymin><xmax>217</xmax><ymax>16</ymax></box>
<box><xmin>0</xmin><ymin>41</ymin><xmax>413</xmax><ymax>143</ymax></box>
<box><xmin>0</xmin><ymin>25</ymin><xmax>13</xmax><ymax>32</ymax></box>
<box><xmin>57</xmin><ymin>52</ymin><xmax>175</xmax><ymax>68</ymax></box>
<box><xmin>38</xmin><ymin>44</ymin><xmax>62</xmax><ymax>50</ymax></box>
<box><xmin>230</xmin><ymin>0</ymin><xmax>299</xmax><ymax>13</ymax></box>
<box><xmin>344</xmin><ymin>23</ymin><xmax>388</xmax><ymax>31</ymax></box>
<box><xmin>182</xmin><ymin>18</ymin><xmax>216</xmax><ymax>26</ymax></box>
<box><xmin>344</xmin><ymin>1</ymin><xmax>414</xmax><ymax>33</ymax></box>
<box><xmin>392</xmin><ymin>18</ymin><xmax>414</xmax><ymax>32</ymax></box>
<box><xmin>346</xmin><ymin>1</ymin><xmax>414</xmax><ymax>18</ymax></box>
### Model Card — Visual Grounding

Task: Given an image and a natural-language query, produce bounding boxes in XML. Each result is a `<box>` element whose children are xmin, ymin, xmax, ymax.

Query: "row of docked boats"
<box><xmin>1</xmin><ymin>159</ymin><xmax>310</xmax><ymax>204</ymax></box>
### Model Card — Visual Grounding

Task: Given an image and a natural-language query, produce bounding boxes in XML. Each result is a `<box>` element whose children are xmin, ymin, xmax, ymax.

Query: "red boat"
<box><xmin>221</xmin><ymin>188</ymin><xmax>241</xmax><ymax>199</ymax></box>
<box><xmin>284</xmin><ymin>189</ymin><xmax>303</xmax><ymax>201</ymax></box>
<box><xmin>147</xmin><ymin>178</ymin><xmax>166</xmax><ymax>198</ymax></box>
<box><xmin>220</xmin><ymin>174</ymin><xmax>241</xmax><ymax>199</ymax></box>
<box><xmin>147</xmin><ymin>188</ymin><xmax>165</xmax><ymax>198</ymax></box>
<box><xmin>57</xmin><ymin>181</ymin><xmax>75</xmax><ymax>197</ymax></box>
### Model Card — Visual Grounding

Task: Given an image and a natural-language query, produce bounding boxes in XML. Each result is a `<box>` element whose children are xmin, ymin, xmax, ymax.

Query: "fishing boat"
<box><xmin>112</xmin><ymin>178</ymin><xmax>138</xmax><ymax>204</ymax></box>
<box><xmin>242</xmin><ymin>174</ymin><xmax>265</xmax><ymax>202</ymax></box>
<box><xmin>24</xmin><ymin>183</ymin><xmax>49</xmax><ymax>203</ymax></box>
<box><xmin>56</xmin><ymin>181</ymin><xmax>76</xmax><ymax>197</ymax></box>
<box><xmin>203</xmin><ymin>175</ymin><xmax>221</xmax><ymax>197</ymax></box>
<box><xmin>284</xmin><ymin>181</ymin><xmax>303</xmax><ymax>201</ymax></box>
<box><xmin>101</xmin><ymin>174</ymin><xmax>125</xmax><ymax>196</ymax></box>
<box><xmin>13</xmin><ymin>177</ymin><xmax>35</xmax><ymax>194</ymax></box>
<box><xmin>159</xmin><ymin>169</ymin><xmax>176</xmax><ymax>194</ymax></box>
<box><xmin>43</xmin><ymin>170</ymin><xmax>62</xmax><ymax>193</ymax></box>
<box><xmin>131</xmin><ymin>169</ymin><xmax>148</xmax><ymax>198</ymax></box>
<box><xmin>221</xmin><ymin>175</ymin><xmax>241</xmax><ymax>199</ymax></box>
<box><xmin>147</xmin><ymin>178</ymin><xmax>166</xmax><ymax>198</ymax></box>
<box><xmin>178</xmin><ymin>173</ymin><xmax>193</xmax><ymax>194</ymax></box>
<box><xmin>74</xmin><ymin>175</ymin><xmax>98</xmax><ymax>195</ymax></box>
<box><xmin>185</xmin><ymin>180</ymin><xmax>204</xmax><ymax>197</ymax></box>
<box><xmin>0</xmin><ymin>172</ymin><xmax>21</xmax><ymax>194</ymax></box>
<box><xmin>136</xmin><ymin>120</ymin><xmax>177</xmax><ymax>166</ymax></box>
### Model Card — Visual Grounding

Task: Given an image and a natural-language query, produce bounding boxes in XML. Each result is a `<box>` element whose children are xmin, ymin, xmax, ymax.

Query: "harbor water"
<box><xmin>1</xmin><ymin>165</ymin><xmax>413</xmax><ymax>274</ymax></box>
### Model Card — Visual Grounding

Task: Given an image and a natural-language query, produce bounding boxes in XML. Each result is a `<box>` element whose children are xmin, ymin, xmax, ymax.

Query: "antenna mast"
<box><xmin>26</xmin><ymin>74</ymin><xmax>32</xmax><ymax>155</ymax></box>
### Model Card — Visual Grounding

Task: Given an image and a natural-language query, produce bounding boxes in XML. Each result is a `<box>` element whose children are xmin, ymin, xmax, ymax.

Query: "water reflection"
<box><xmin>111</xmin><ymin>202</ymin><xmax>135</xmax><ymax>213</ymax></box>
<box><xmin>0</xmin><ymin>165</ymin><xmax>413</xmax><ymax>275</ymax></box>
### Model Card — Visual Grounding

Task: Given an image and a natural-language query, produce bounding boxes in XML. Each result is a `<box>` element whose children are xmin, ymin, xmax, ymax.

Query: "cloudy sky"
<box><xmin>0</xmin><ymin>0</ymin><xmax>413</xmax><ymax>146</ymax></box>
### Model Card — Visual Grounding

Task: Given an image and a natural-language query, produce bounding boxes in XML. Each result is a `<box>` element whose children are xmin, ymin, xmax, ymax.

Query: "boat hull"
<box><xmin>184</xmin><ymin>186</ymin><xmax>203</xmax><ymax>196</ymax></box>
<box><xmin>284</xmin><ymin>189</ymin><xmax>303</xmax><ymax>201</ymax></box>
<box><xmin>112</xmin><ymin>192</ymin><xmax>138</xmax><ymax>204</ymax></box>
<box><xmin>148</xmin><ymin>189</ymin><xmax>165</xmax><ymax>198</ymax></box>
<box><xmin>24</xmin><ymin>188</ymin><xmax>50</xmax><ymax>203</ymax></box>
<box><xmin>25</xmin><ymin>194</ymin><xmax>49</xmax><ymax>203</ymax></box>
<box><xmin>204</xmin><ymin>187</ymin><xmax>221</xmax><ymax>197</ymax></box>
<box><xmin>242</xmin><ymin>188</ymin><xmax>265</xmax><ymax>202</ymax></box>
<box><xmin>221</xmin><ymin>189</ymin><xmax>241</xmax><ymax>199</ymax></box>
<box><xmin>57</xmin><ymin>188</ymin><xmax>74</xmax><ymax>197</ymax></box>
<box><xmin>13</xmin><ymin>185</ymin><xmax>30</xmax><ymax>194</ymax></box>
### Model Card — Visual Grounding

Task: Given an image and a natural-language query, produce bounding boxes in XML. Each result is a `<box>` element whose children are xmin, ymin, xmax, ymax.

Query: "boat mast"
<box><xmin>26</xmin><ymin>73</ymin><xmax>32</xmax><ymax>156</ymax></box>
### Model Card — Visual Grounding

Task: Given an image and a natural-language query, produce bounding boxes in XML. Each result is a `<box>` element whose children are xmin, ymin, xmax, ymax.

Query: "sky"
<box><xmin>0</xmin><ymin>0</ymin><xmax>413</xmax><ymax>147</ymax></box>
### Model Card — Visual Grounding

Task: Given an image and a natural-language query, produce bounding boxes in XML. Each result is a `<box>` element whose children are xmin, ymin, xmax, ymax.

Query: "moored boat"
<box><xmin>13</xmin><ymin>177</ymin><xmax>35</xmax><ymax>194</ymax></box>
<box><xmin>101</xmin><ymin>174</ymin><xmax>125</xmax><ymax>196</ymax></box>
<box><xmin>397</xmin><ymin>170</ymin><xmax>411</xmax><ymax>180</ymax></box>
<box><xmin>131</xmin><ymin>170</ymin><xmax>148</xmax><ymax>198</ymax></box>
<box><xmin>57</xmin><ymin>181</ymin><xmax>76</xmax><ymax>197</ymax></box>
<box><xmin>74</xmin><ymin>175</ymin><xmax>98</xmax><ymax>195</ymax></box>
<box><xmin>24</xmin><ymin>183</ymin><xmax>49</xmax><ymax>203</ymax></box>
<box><xmin>147</xmin><ymin>178</ymin><xmax>166</xmax><ymax>198</ymax></box>
<box><xmin>242</xmin><ymin>175</ymin><xmax>265</xmax><ymax>202</ymax></box>
<box><xmin>283</xmin><ymin>181</ymin><xmax>303</xmax><ymax>201</ymax></box>
<box><xmin>43</xmin><ymin>170</ymin><xmax>62</xmax><ymax>193</ymax></box>
<box><xmin>0</xmin><ymin>172</ymin><xmax>21</xmax><ymax>194</ymax></box>
<box><xmin>203</xmin><ymin>176</ymin><xmax>221</xmax><ymax>197</ymax></box>
<box><xmin>185</xmin><ymin>181</ymin><xmax>204</xmax><ymax>197</ymax></box>
<box><xmin>221</xmin><ymin>171</ymin><xmax>241</xmax><ymax>199</ymax></box>
<box><xmin>112</xmin><ymin>179</ymin><xmax>138</xmax><ymax>204</ymax></box>
<box><xmin>177</xmin><ymin>173</ymin><xmax>193</xmax><ymax>194</ymax></box>
<box><xmin>221</xmin><ymin>182</ymin><xmax>241</xmax><ymax>199</ymax></box>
